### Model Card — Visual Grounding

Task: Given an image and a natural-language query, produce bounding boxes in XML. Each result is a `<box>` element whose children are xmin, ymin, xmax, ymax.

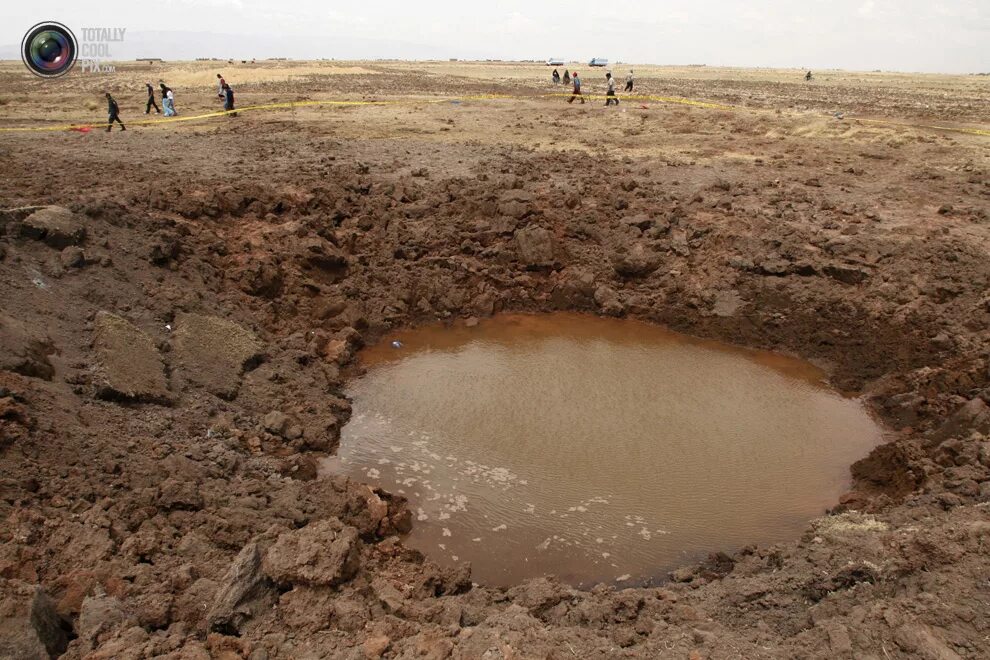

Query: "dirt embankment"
<box><xmin>1</xmin><ymin>63</ymin><xmax>989</xmax><ymax>659</ymax></box>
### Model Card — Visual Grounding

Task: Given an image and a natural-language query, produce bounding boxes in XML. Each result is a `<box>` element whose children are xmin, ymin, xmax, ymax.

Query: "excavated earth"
<box><xmin>0</xmin><ymin>61</ymin><xmax>989</xmax><ymax>659</ymax></box>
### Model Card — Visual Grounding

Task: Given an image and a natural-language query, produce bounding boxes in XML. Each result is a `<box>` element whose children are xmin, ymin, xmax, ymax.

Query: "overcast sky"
<box><xmin>4</xmin><ymin>0</ymin><xmax>988</xmax><ymax>73</ymax></box>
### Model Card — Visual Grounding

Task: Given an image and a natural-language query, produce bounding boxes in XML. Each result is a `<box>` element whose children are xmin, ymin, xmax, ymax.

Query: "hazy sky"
<box><xmin>4</xmin><ymin>0</ymin><xmax>988</xmax><ymax>73</ymax></box>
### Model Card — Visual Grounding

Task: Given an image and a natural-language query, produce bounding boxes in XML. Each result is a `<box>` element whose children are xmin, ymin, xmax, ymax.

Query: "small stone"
<box><xmin>363</xmin><ymin>635</ymin><xmax>390</xmax><ymax>658</ymax></box>
<box><xmin>262</xmin><ymin>411</ymin><xmax>290</xmax><ymax>437</ymax></box>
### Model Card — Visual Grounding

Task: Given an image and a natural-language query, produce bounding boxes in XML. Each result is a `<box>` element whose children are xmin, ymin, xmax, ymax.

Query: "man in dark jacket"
<box><xmin>222</xmin><ymin>83</ymin><xmax>236</xmax><ymax>117</ymax></box>
<box><xmin>145</xmin><ymin>83</ymin><xmax>160</xmax><ymax>114</ymax></box>
<box><xmin>106</xmin><ymin>93</ymin><xmax>125</xmax><ymax>131</ymax></box>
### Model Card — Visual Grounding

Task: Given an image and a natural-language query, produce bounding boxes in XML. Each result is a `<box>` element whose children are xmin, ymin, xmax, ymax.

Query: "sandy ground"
<box><xmin>0</xmin><ymin>60</ymin><xmax>989</xmax><ymax>659</ymax></box>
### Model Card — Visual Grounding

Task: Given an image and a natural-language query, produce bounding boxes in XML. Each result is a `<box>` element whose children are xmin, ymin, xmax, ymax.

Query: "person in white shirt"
<box><xmin>625</xmin><ymin>70</ymin><xmax>634</xmax><ymax>92</ymax></box>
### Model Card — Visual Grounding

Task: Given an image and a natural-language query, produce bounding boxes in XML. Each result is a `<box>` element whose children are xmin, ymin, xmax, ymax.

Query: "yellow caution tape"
<box><xmin>0</xmin><ymin>92</ymin><xmax>985</xmax><ymax>138</ymax></box>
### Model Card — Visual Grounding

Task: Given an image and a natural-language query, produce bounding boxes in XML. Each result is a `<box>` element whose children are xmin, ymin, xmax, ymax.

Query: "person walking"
<box><xmin>160</xmin><ymin>83</ymin><xmax>177</xmax><ymax>116</ymax></box>
<box><xmin>624</xmin><ymin>69</ymin><xmax>634</xmax><ymax>92</ymax></box>
<box><xmin>562</xmin><ymin>69</ymin><xmax>570</xmax><ymax>85</ymax></box>
<box><xmin>567</xmin><ymin>71</ymin><xmax>584</xmax><ymax>104</ymax></box>
<box><xmin>105</xmin><ymin>92</ymin><xmax>125</xmax><ymax>132</ymax></box>
<box><xmin>222</xmin><ymin>82</ymin><xmax>236</xmax><ymax>116</ymax></box>
<box><xmin>145</xmin><ymin>83</ymin><xmax>160</xmax><ymax>114</ymax></box>
<box><xmin>605</xmin><ymin>72</ymin><xmax>619</xmax><ymax>106</ymax></box>
<box><xmin>552</xmin><ymin>68</ymin><xmax>560</xmax><ymax>85</ymax></box>
<box><xmin>217</xmin><ymin>73</ymin><xmax>226</xmax><ymax>99</ymax></box>
<box><xmin>805</xmin><ymin>70</ymin><xmax>813</xmax><ymax>82</ymax></box>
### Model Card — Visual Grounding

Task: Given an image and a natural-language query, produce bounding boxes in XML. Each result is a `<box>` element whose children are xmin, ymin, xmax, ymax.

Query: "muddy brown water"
<box><xmin>321</xmin><ymin>313</ymin><xmax>883</xmax><ymax>587</ymax></box>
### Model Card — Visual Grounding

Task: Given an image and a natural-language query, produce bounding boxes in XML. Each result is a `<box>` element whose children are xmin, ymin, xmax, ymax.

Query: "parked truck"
<box><xmin>589</xmin><ymin>58</ymin><xmax>609</xmax><ymax>67</ymax></box>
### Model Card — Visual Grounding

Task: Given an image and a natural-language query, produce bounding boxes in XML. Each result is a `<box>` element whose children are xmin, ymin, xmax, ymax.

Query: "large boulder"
<box><xmin>17</xmin><ymin>206</ymin><xmax>86</xmax><ymax>249</ymax></box>
<box><xmin>262</xmin><ymin>518</ymin><xmax>360</xmax><ymax>588</ymax></box>
<box><xmin>0</xmin><ymin>580</ymin><xmax>70</xmax><ymax>659</ymax></box>
<box><xmin>172</xmin><ymin>313</ymin><xmax>264</xmax><ymax>399</ymax></box>
<box><xmin>92</xmin><ymin>312</ymin><xmax>170</xmax><ymax>403</ymax></box>
<box><xmin>514</xmin><ymin>226</ymin><xmax>556</xmax><ymax>269</ymax></box>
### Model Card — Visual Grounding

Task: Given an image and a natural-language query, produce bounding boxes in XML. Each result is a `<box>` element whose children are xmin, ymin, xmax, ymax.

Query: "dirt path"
<box><xmin>1</xmin><ymin>60</ymin><xmax>989</xmax><ymax>659</ymax></box>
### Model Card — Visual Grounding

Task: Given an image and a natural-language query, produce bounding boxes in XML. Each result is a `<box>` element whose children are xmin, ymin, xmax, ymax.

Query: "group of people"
<box><xmin>145</xmin><ymin>82</ymin><xmax>177</xmax><ymax>116</ymax></box>
<box><xmin>105</xmin><ymin>72</ymin><xmax>235</xmax><ymax>132</ymax></box>
<box><xmin>555</xmin><ymin>68</ymin><xmax>634</xmax><ymax>107</ymax></box>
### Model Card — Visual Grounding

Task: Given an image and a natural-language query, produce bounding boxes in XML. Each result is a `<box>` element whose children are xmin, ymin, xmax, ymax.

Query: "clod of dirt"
<box><xmin>514</xmin><ymin>226</ymin><xmax>556</xmax><ymax>269</ymax></box>
<box><xmin>610</xmin><ymin>241</ymin><xmax>662</xmax><ymax>277</ymax></box>
<box><xmin>16</xmin><ymin>206</ymin><xmax>86</xmax><ymax>249</ymax></box>
<box><xmin>262</xmin><ymin>519</ymin><xmax>361</xmax><ymax>587</ymax></box>
<box><xmin>59</xmin><ymin>246</ymin><xmax>85</xmax><ymax>269</ymax></box>
<box><xmin>172</xmin><ymin>313</ymin><xmax>264</xmax><ymax>399</ymax></box>
<box><xmin>76</xmin><ymin>594</ymin><xmax>134</xmax><ymax>649</ymax></box>
<box><xmin>0</xmin><ymin>312</ymin><xmax>55</xmax><ymax>381</ymax></box>
<box><xmin>92</xmin><ymin>312</ymin><xmax>170</xmax><ymax>403</ymax></box>
<box><xmin>0</xmin><ymin>579</ymin><xmax>70</xmax><ymax>659</ymax></box>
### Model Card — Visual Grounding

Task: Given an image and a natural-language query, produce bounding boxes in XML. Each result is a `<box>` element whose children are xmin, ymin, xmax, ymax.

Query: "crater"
<box><xmin>322</xmin><ymin>313</ymin><xmax>884</xmax><ymax>587</ymax></box>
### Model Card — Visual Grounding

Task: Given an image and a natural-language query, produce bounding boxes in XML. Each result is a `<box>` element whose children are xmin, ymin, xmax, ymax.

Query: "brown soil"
<box><xmin>0</xmin><ymin>59</ymin><xmax>989</xmax><ymax>659</ymax></box>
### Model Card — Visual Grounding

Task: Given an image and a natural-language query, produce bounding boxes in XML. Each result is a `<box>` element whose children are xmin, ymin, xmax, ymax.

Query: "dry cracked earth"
<box><xmin>0</xmin><ymin>60</ymin><xmax>989</xmax><ymax>659</ymax></box>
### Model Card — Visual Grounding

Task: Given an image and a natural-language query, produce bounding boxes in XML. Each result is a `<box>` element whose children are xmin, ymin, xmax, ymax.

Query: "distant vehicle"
<box><xmin>546</xmin><ymin>58</ymin><xmax>565</xmax><ymax>66</ymax></box>
<box><xmin>589</xmin><ymin>58</ymin><xmax>609</xmax><ymax>67</ymax></box>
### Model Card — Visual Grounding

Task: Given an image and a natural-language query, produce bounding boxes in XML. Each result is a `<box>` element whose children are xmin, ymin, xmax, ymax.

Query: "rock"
<box><xmin>0</xmin><ymin>313</ymin><xmax>55</xmax><ymax>381</ymax></box>
<box><xmin>932</xmin><ymin>398</ymin><xmax>990</xmax><ymax>442</ymax></box>
<box><xmin>620</xmin><ymin>214</ymin><xmax>653</xmax><ymax>230</ymax></box>
<box><xmin>59</xmin><ymin>246</ymin><xmax>85</xmax><ymax>268</ymax></box>
<box><xmin>298</xmin><ymin>237</ymin><xmax>349</xmax><ymax>277</ymax></box>
<box><xmin>670</xmin><ymin>229</ymin><xmax>691</xmax><ymax>257</ymax></box>
<box><xmin>92</xmin><ymin>312</ymin><xmax>170</xmax><ymax>403</ymax></box>
<box><xmin>711</xmin><ymin>290</ymin><xmax>744</xmax><ymax>317</ymax></box>
<box><xmin>884</xmin><ymin>391</ymin><xmax>926</xmax><ymax>428</ymax></box>
<box><xmin>262</xmin><ymin>411</ymin><xmax>290</xmax><ymax>436</ymax></box>
<box><xmin>173</xmin><ymin>313</ymin><xmax>264</xmax><ymax>399</ymax></box>
<box><xmin>148</xmin><ymin>231</ymin><xmax>180</xmax><ymax>264</ymax></box>
<box><xmin>234</xmin><ymin>257</ymin><xmax>284</xmax><ymax>298</ymax></box>
<box><xmin>594</xmin><ymin>285</ymin><xmax>624</xmax><ymax>316</ymax></box>
<box><xmin>894</xmin><ymin>624</ymin><xmax>962</xmax><ymax>660</ymax></box>
<box><xmin>610</xmin><ymin>241</ymin><xmax>661</xmax><ymax>278</ymax></box>
<box><xmin>0</xmin><ymin>579</ymin><xmax>70</xmax><ymax>659</ymax></box>
<box><xmin>17</xmin><ymin>206</ymin><xmax>86</xmax><ymax>249</ymax></box>
<box><xmin>77</xmin><ymin>594</ymin><xmax>133</xmax><ymax>647</ymax></box>
<box><xmin>931</xmin><ymin>332</ymin><xmax>954</xmax><ymax>351</ymax></box>
<box><xmin>363</xmin><ymin>634</ymin><xmax>391</xmax><ymax>659</ymax></box>
<box><xmin>206</xmin><ymin>543</ymin><xmax>276</xmax><ymax>635</ymax></box>
<box><xmin>514</xmin><ymin>226</ymin><xmax>555</xmax><ymax>268</ymax></box>
<box><xmin>823</xmin><ymin>264</ymin><xmax>869</xmax><ymax>285</ymax></box>
<box><xmin>262</xmin><ymin>519</ymin><xmax>360</xmax><ymax>587</ymax></box>
<box><xmin>551</xmin><ymin>268</ymin><xmax>596</xmax><ymax>309</ymax></box>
